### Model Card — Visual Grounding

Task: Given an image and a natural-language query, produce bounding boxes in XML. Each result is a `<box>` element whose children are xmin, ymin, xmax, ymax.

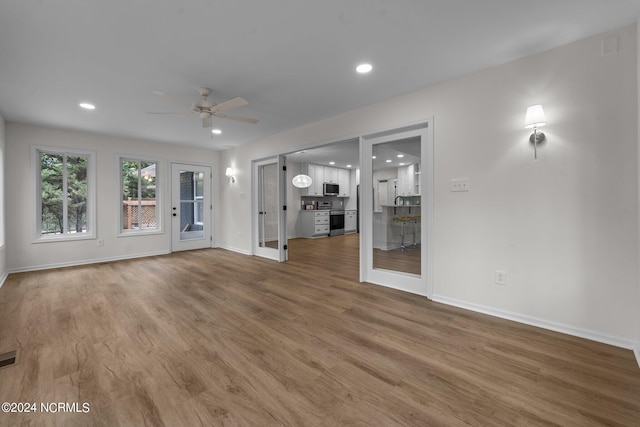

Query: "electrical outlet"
<box><xmin>97</xmin><ymin>238</ymin><xmax>104</xmax><ymax>247</ymax></box>
<box><xmin>450</xmin><ymin>178</ymin><xmax>470</xmax><ymax>192</ymax></box>
<box><xmin>495</xmin><ymin>270</ymin><xmax>506</xmax><ymax>285</ymax></box>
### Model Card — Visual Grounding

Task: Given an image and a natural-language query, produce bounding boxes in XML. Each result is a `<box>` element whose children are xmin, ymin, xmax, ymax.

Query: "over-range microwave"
<box><xmin>323</xmin><ymin>182</ymin><xmax>339</xmax><ymax>196</ymax></box>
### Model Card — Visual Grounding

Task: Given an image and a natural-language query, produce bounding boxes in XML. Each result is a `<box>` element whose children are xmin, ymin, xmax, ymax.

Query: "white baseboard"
<box><xmin>216</xmin><ymin>245</ymin><xmax>252</xmax><ymax>256</ymax></box>
<box><xmin>634</xmin><ymin>345</ymin><xmax>640</xmax><ymax>369</ymax></box>
<box><xmin>432</xmin><ymin>294</ymin><xmax>637</xmax><ymax>350</ymax></box>
<box><xmin>0</xmin><ymin>270</ymin><xmax>8</xmax><ymax>290</ymax></box>
<box><xmin>8</xmin><ymin>250</ymin><xmax>171</xmax><ymax>274</ymax></box>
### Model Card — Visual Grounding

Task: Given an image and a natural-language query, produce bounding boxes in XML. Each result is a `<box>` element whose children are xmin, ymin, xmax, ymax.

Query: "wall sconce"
<box><xmin>524</xmin><ymin>105</ymin><xmax>546</xmax><ymax>159</ymax></box>
<box><xmin>225</xmin><ymin>167</ymin><xmax>236</xmax><ymax>183</ymax></box>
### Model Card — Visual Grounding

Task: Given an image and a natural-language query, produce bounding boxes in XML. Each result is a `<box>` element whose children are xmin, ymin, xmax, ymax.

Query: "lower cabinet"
<box><xmin>299</xmin><ymin>211</ymin><xmax>330</xmax><ymax>238</ymax></box>
<box><xmin>345</xmin><ymin>210</ymin><xmax>357</xmax><ymax>233</ymax></box>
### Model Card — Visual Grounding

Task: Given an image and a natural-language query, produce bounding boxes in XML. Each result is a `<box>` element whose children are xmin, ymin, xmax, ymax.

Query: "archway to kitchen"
<box><xmin>281</xmin><ymin>119</ymin><xmax>433</xmax><ymax>298</ymax></box>
<box><xmin>284</xmin><ymin>138</ymin><xmax>362</xmax><ymax>281</ymax></box>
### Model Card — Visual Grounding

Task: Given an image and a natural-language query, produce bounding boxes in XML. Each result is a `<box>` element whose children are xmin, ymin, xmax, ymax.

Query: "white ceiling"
<box><xmin>1</xmin><ymin>1</ymin><xmax>639</xmax><ymax>150</ymax></box>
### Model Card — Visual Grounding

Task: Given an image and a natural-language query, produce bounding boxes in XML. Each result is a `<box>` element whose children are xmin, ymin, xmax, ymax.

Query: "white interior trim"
<box><xmin>216</xmin><ymin>244</ymin><xmax>252</xmax><ymax>256</ymax></box>
<box><xmin>432</xmin><ymin>294</ymin><xmax>637</xmax><ymax>350</ymax></box>
<box><xmin>634</xmin><ymin>346</ymin><xmax>640</xmax><ymax>369</ymax></box>
<box><xmin>7</xmin><ymin>250</ymin><xmax>170</xmax><ymax>274</ymax></box>
<box><xmin>0</xmin><ymin>271</ymin><xmax>8</xmax><ymax>290</ymax></box>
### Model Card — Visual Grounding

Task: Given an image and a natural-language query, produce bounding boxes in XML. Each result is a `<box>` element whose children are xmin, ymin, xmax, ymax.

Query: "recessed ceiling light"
<box><xmin>397</xmin><ymin>154</ymin><xmax>404</xmax><ymax>158</ymax></box>
<box><xmin>79</xmin><ymin>103</ymin><xmax>95</xmax><ymax>110</ymax></box>
<box><xmin>386</xmin><ymin>159</ymin><xmax>392</xmax><ymax>163</ymax></box>
<box><xmin>399</xmin><ymin>163</ymin><xmax>405</xmax><ymax>166</ymax></box>
<box><xmin>329</xmin><ymin>161</ymin><xmax>335</xmax><ymax>165</ymax></box>
<box><xmin>356</xmin><ymin>63</ymin><xmax>373</xmax><ymax>74</ymax></box>
<box><xmin>346</xmin><ymin>164</ymin><xmax>352</xmax><ymax>168</ymax></box>
<box><xmin>372</xmin><ymin>156</ymin><xmax>377</xmax><ymax>159</ymax></box>
<box><xmin>211</xmin><ymin>129</ymin><xmax>222</xmax><ymax>135</ymax></box>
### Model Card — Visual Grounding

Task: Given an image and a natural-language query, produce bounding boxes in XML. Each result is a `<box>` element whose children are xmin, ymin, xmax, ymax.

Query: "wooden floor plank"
<box><xmin>0</xmin><ymin>233</ymin><xmax>638</xmax><ymax>426</ymax></box>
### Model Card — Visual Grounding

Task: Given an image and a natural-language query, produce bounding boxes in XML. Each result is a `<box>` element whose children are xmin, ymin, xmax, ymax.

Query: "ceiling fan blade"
<box><xmin>146</xmin><ymin>111</ymin><xmax>192</xmax><ymax>115</ymax></box>
<box><xmin>214</xmin><ymin>113</ymin><xmax>259</xmax><ymax>124</ymax></box>
<box><xmin>213</xmin><ymin>97</ymin><xmax>248</xmax><ymax>112</ymax></box>
<box><xmin>202</xmin><ymin>116</ymin><xmax>212</xmax><ymax>128</ymax></box>
<box><xmin>153</xmin><ymin>91</ymin><xmax>193</xmax><ymax>108</ymax></box>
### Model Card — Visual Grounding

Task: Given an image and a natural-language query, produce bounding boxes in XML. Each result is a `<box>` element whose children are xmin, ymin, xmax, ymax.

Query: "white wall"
<box><xmin>5</xmin><ymin>123</ymin><xmax>219</xmax><ymax>271</ymax></box>
<box><xmin>636</xmin><ymin>17</ymin><xmax>640</xmax><ymax>363</ymax></box>
<box><xmin>220</xmin><ymin>25</ymin><xmax>639</xmax><ymax>346</ymax></box>
<box><xmin>0</xmin><ymin>114</ymin><xmax>6</xmax><ymax>285</ymax></box>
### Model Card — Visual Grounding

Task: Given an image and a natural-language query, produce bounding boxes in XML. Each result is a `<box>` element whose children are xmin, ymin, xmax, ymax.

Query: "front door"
<box><xmin>171</xmin><ymin>163</ymin><xmax>212</xmax><ymax>252</ymax></box>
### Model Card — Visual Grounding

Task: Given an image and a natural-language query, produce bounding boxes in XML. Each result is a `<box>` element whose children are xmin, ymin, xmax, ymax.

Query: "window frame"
<box><xmin>32</xmin><ymin>145</ymin><xmax>97</xmax><ymax>243</ymax></box>
<box><xmin>118</xmin><ymin>156</ymin><xmax>162</xmax><ymax>237</ymax></box>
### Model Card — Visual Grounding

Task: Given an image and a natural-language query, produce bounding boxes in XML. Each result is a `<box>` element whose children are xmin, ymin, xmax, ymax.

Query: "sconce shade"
<box><xmin>292</xmin><ymin>174</ymin><xmax>312</xmax><ymax>188</ymax></box>
<box><xmin>524</xmin><ymin>105</ymin><xmax>546</xmax><ymax>129</ymax></box>
<box><xmin>225</xmin><ymin>167</ymin><xmax>234</xmax><ymax>177</ymax></box>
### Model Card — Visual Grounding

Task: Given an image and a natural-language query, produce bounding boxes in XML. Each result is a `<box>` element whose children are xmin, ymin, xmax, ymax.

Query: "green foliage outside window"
<box><xmin>40</xmin><ymin>152</ymin><xmax>88</xmax><ymax>235</ymax></box>
<box><xmin>121</xmin><ymin>160</ymin><xmax>157</xmax><ymax>231</ymax></box>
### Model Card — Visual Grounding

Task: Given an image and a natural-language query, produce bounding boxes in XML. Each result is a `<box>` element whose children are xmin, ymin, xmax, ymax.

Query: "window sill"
<box><xmin>33</xmin><ymin>234</ymin><xmax>96</xmax><ymax>244</ymax></box>
<box><xmin>117</xmin><ymin>230</ymin><xmax>164</xmax><ymax>238</ymax></box>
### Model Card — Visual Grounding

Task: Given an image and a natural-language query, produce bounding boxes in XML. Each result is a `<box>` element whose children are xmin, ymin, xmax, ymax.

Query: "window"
<box><xmin>35</xmin><ymin>147</ymin><xmax>96</xmax><ymax>241</ymax></box>
<box><xmin>120</xmin><ymin>159</ymin><xmax>159</xmax><ymax>233</ymax></box>
<box><xmin>0</xmin><ymin>135</ymin><xmax>4</xmax><ymax>248</ymax></box>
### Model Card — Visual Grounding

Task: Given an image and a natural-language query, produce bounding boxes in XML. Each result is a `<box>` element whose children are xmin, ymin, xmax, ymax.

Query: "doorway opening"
<box><xmin>283</xmin><ymin>138</ymin><xmax>360</xmax><ymax>278</ymax></box>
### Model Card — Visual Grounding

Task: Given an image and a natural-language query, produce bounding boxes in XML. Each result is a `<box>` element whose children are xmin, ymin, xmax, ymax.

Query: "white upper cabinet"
<box><xmin>301</xmin><ymin>164</ymin><xmax>324</xmax><ymax>196</ymax></box>
<box><xmin>301</xmin><ymin>164</ymin><xmax>352</xmax><ymax>197</ymax></box>
<box><xmin>323</xmin><ymin>166</ymin><xmax>338</xmax><ymax>183</ymax></box>
<box><xmin>397</xmin><ymin>163</ymin><xmax>419</xmax><ymax>196</ymax></box>
<box><xmin>338</xmin><ymin>168</ymin><xmax>350</xmax><ymax>197</ymax></box>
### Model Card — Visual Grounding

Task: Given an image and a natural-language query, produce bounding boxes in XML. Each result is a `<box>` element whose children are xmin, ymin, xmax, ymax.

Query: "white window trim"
<box><xmin>117</xmin><ymin>156</ymin><xmax>162</xmax><ymax>237</ymax></box>
<box><xmin>32</xmin><ymin>145</ymin><xmax>96</xmax><ymax>243</ymax></box>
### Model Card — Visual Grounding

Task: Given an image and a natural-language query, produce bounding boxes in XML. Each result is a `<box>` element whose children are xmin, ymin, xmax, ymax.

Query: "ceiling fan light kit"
<box><xmin>147</xmin><ymin>87</ymin><xmax>259</xmax><ymax>128</ymax></box>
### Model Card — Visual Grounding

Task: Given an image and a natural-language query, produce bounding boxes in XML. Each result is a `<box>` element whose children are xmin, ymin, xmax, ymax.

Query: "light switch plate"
<box><xmin>450</xmin><ymin>178</ymin><xmax>470</xmax><ymax>192</ymax></box>
<box><xmin>495</xmin><ymin>270</ymin><xmax>506</xmax><ymax>285</ymax></box>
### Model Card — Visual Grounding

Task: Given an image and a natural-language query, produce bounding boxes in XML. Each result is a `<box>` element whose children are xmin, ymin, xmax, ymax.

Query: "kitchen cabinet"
<box><xmin>301</xmin><ymin>164</ymin><xmax>352</xmax><ymax>197</ymax></box>
<box><xmin>397</xmin><ymin>163</ymin><xmax>419</xmax><ymax>196</ymax></box>
<box><xmin>301</xmin><ymin>164</ymin><xmax>324</xmax><ymax>196</ymax></box>
<box><xmin>299</xmin><ymin>210</ymin><xmax>330</xmax><ymax>238</ymax></box>
<box><xmin>345</xmin><ymin>210</ymin><xmax>357</xmax><ymax>233</ymax></box>
<box><xmin>323</xmin><ymin>166</ymin><xmax>338</xmax><ymax>183</ymax></box>
<box><xmin>338</xmin><ymin>168</ymin><xmax>350</xmax><ymax>197</ymax></box>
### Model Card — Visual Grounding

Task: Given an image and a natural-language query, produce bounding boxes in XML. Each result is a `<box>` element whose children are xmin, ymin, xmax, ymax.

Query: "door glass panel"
<box><xmin>258</xmin><ymin>162</ymin><xmax>279</xmax><ymax>249</ymax></box>
<box><xmin>372</xmin><ymin>137</ymin><xmax>421</xmax><ymax>275</ymax></box>
<box><xmin>179</xmin><ymin>170</ymin><xmax>204</xmax><ymax>240</ymax></box>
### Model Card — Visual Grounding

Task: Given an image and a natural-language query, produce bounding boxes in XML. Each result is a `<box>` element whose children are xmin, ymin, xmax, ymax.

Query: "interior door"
<box><xmin>171</xmin><ymin>163</ymin><xmax>212</xmax><ymax>252</ymax></box>
<box><xmin>360</xmin><ymin>122</ymin><xmax>433</xmax><ymax>297</ymax></box>
<box><xmin>253</xmin><ymin>156</ymin><xmax>287</xmax><ymax>261</ymax></box>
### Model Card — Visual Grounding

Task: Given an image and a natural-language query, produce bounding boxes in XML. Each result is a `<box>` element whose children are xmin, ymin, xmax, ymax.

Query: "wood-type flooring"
<box><xmin>0</xmin><ymin>234</ymin><xmax>639</xmax><ymax>426</ymax></box>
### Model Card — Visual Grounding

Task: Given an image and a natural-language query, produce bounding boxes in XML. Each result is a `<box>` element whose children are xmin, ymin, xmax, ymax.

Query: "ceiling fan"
<box><xmin>147</xmin><ymin>87</ymin><xmax>259</xmax><ymax>128</ymax></box>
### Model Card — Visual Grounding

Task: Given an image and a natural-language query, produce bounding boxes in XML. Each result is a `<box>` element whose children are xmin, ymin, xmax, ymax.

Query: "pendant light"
<box><xmin>291</xmin><ymin>151</ymin><xmax>312</xmax><ymax>188</ymax></box>
<box><xmin>292</xmin><ymin>174</ymin><xmax>312</xmax><ymax>188</ymax></box>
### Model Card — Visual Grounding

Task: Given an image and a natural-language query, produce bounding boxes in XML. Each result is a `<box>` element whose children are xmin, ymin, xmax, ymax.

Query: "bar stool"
<box><xmin>410</xmin><ymin>215</ymin><xmax>421</xmax><ymax>247</ymax></box>
<box><xmin>393</xmin><ymin>216</ymin><xmax>413</xmax><ymax>251</ymax></box>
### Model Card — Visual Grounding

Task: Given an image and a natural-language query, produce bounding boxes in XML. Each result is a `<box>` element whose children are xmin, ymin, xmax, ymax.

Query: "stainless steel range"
<box><xmin>330</xmin><ymin>201</ymin><xmax>344</xmax><ymax>236</ymax></box>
